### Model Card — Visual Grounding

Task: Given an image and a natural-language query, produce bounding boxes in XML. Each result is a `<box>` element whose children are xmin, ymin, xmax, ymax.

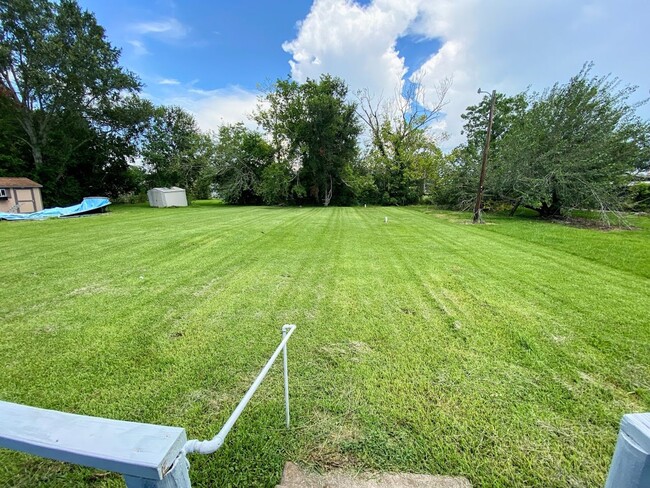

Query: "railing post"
<box><xmin>605</xmin><ymin>413</ymin><xmax>650</xmax><ymax>488</ymax></box>
<box><xmin>124</xmin><ymin>453</ymin><xmax>191</xmax><ymax>488</ymax></box>
<box><xmin>282</xmin><ymin>324</ymin><xmax>292</xmax><ymax>429</ymax></box>
<box><xmin>184</xmin><ymin>324</ymin><xmax>296</xmax><ymax>455</ymax></box>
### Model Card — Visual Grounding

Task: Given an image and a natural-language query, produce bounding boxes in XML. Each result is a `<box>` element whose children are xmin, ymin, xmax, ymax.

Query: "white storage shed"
<box><xmin>147</xmin><ymin>187</ymin><xmax>188</xmax><ymax>208</ymax></box>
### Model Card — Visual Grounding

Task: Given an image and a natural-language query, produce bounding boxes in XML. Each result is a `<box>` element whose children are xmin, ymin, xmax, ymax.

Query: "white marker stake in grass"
<box><xmin>385</xmin><ymin>216</ymin><xmax>388</xmax><ymax>224</ymax></box>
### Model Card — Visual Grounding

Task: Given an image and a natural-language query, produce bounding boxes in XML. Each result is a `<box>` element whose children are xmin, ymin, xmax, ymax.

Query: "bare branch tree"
<box><xmin>355</xmin><ymin>75</ymin><xmax>452</xmax><ymax>204</ymax></box>
<box><xmin>356</xmin><ymin>75</ymin><xmax>451</xmax><ymax>152</ymax></box>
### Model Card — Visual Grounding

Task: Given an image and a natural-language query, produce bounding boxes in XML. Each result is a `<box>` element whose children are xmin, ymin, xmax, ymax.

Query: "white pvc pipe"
<box><xmin>184</xmin><ymin>325</ymin><xmax>296</xmax><ymax>455</ymax></box>
<box><xmin>282</xmin><ymin>325</ymin><xmax>290</xmax><ymax>429</ymax></box>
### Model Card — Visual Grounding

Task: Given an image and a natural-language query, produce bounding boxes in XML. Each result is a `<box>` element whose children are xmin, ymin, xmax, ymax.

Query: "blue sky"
<box><xmin>80</xmin><ymin>0</ymin><xmax>314</xmax><ymax>90</ymax></box>
<box><xmin>81</xmin><ymin>0</ymin><xmax>442</xmax><ymax>90</ymax></box>
<box><xmin>79</xmin><ymin>0</ymin><xmax>650</xmax><ymax>149</ymax></box>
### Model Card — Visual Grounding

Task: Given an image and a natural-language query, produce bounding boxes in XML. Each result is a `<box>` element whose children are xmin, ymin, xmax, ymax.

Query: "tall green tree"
<box><xmin>255</xmin><ymin>75</ymin><xmax>361</xmax><ymax>206</ymax></box>
<box><xmin>435</xmin><ymin>93</ymin><xmax>528</xmax><ymax>210</ymax></box>
<box><xmin>0</xmin><ymin>0</ymin><xmax>141</xmax><ymax>169</ymax></box>
<box><xmin>142</xmin><ymin>106</ymin><xmax>213</xmax><ymax>199</ymax></box>
<box><xmin>0</xmin><ymin>0</ymin><xmax>151</xmax><ymax>205</ymax></box>
<box><xmin>32</xmin><ymin>95</ymin><xmax>153</xmax><ymax>204</ymax></box>
<box><xmin>212</xmin><ymin>123</ymin><xmax>273</xmax><ymax>204</ymax></box>
<box><xmin>0</xmin><ymin>88</ymin><xmax>29</xmax><ymax>176</ymax></box>
<box><xmin>358</xmin><ymin>78</ymin><xmax>450</xmax><ymax>204</ymax></box>
<box><xmin>494</xmin><ymin>64</ymin><xmax>650</xmax><ymax>219</ymax></box>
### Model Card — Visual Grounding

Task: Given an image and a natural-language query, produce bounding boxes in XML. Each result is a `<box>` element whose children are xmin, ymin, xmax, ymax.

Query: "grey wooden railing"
<box><xmin>0</xmin><ymin>325</ymin><xmax>296</xmax><ymax>487</ymax></box>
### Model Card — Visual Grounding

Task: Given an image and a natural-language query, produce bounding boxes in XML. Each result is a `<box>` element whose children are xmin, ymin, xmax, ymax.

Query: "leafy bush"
<box><xmin>626</xmin><ymin>183</ymin><xmax>650</xmax><ymax>211</ymax></box>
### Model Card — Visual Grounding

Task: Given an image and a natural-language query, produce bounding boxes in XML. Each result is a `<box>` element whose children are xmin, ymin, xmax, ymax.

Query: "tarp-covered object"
<box><xmin>0</xmin><ymin>197</ymin><xmax>111</xmax><ymax>221</ymax></box>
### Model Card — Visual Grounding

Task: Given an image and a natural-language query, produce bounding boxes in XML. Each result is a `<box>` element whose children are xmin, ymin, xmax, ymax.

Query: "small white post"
<box><xmin>282</xmin><ymin>325</ymin><xmax>291</xmax><ymax>429</ymax></box>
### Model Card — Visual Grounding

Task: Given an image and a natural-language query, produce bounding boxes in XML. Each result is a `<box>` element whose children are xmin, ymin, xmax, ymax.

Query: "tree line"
<box><xmin>2</xmin><ymin>0</ymin><xmax>649</xmax><ymax>216</ymax></box>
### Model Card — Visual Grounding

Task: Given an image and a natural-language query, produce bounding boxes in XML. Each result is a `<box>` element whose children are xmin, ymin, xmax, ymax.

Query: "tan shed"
<box><xmin>0</xmin><ymin>177</ymin><xmax>44</xmax><ymax>214</ymax></box>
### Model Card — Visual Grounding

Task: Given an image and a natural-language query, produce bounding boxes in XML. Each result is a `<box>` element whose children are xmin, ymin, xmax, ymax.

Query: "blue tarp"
<box><xmin>0</xmin><ymin>197</ymin><xmax>111</xmax><ymax>221</ymax></box>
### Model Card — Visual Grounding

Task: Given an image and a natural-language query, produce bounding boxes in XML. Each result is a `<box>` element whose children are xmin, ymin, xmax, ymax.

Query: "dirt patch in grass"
<box><xmin>321</xmin><ymin>341</ymin><xmax>372</xmax><ymax>363</ymax></box>
<box><xmin>303</xmin><ymin>409</ymin><xmax>362</xmax><ymax>469</ymax></box>
<box><xmin>179</xmin><ymin>388</ymin><xmax>241</xmax><ymax>417</ymax></box>
<box><xmin>69</xmin><ymin>283</ymin><xmax>108</xmax><ymax>296</ymax></box>
<box><xmin>551</xmin><ymin>216</ymin><xmax>638</xmax><ymax>231</ymax></box>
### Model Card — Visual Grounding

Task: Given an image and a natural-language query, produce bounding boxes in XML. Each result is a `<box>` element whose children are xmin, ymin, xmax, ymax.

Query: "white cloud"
<box><xmin>163</xmin><ymin>86</ymin><xmax>260</xmax><ymax>133</ymax></box>
<box><xmin>126</xmin><ymin>18</ymin><xmax>188</xmax><ymax>61</ymax></box>
<box><xmin>284</xmin><ymin>0</ymin><xmax>650</xmax><ymax>150</ymax></box>
<box><xmin>158</xmin><ymin>78</ymin><xmax>181</xmax><ymax>85</ymax></box>
<box><xmin>131</xmin><ymin>18</ymin><xmax>188</xmax><ymax>40</ymax></box>
<box><xmin>127</xmin><ymin>40</ymin><xmax>149</xmax><ymax>56</ymax></box>
<box><xmin>282</xmin><ymin>0</ymin><xmax>419</xmax><ymax>99</ymax></box>
<box><xmin>414</xmin><ymin>0</ymin><xmax>650</xmax><ymax>148</ymax></box>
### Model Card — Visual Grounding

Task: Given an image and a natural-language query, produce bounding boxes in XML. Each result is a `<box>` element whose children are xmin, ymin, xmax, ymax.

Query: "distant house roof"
<box><xmin>0</xmin><ymin>177</ymin><xmax>43</xmax><ymax>188</ymax></box>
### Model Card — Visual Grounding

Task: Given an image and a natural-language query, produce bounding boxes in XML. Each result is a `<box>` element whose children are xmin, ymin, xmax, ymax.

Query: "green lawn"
<box><xmin>1</xmin><ymin>203</ymin><xmax>649</xmax><ymax>487</ymax></box>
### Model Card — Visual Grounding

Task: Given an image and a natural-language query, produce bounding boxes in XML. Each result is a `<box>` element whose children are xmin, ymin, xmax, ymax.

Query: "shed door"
<box><xmin>14</xmin><ymin>189</ymin><xmax>36</xmax><ymax>213</ymax></box>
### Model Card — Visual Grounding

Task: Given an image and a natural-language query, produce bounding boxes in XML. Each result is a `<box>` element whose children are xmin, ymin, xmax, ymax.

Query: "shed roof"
<box><xmin>0</xmin><ymin>177</ymin><xmax>42</xmax><ymax>188</ymax></box>
<box><xmin>150</xmin><ymin>187</ymin><xmax>185</xmax><ymax>192</ymax></box>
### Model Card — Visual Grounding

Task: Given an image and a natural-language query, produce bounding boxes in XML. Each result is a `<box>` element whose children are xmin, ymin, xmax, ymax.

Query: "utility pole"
<box><xmin>472</xmin><ymin>89</ymin><xmax>497</xmax><ymax>223</ymax></box>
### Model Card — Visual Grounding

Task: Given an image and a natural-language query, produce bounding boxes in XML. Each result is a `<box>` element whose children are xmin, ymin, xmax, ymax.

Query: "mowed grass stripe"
<box><xmin>385</xmin><ymin>208</ymin><xmax>648</xmax><ymax>394</ymax></box>
<box><xmin>348</xmin><ymin>208</ymin><xmax>646</xmax><ymax>484</ymax></box>
<box><xmin>391</xmin><ymin>208</ymin><xmax>648</xmax><ymax>340</ymax></box>
<box><xmin>0</xmin><ymin>204</ymin><xmax>648</xmax><ymax>487</ymax></box>
<box><xmin>1</xmin><ymin>207</ymin><xmax>321</xmax><ymax>405</ymax></box>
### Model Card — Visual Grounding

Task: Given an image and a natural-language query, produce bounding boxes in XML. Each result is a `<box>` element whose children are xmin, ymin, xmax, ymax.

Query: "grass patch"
<box><xmin>1</xmin><ymin>203</ymin><xmax>648</xmax><ymax>487</ymax></box>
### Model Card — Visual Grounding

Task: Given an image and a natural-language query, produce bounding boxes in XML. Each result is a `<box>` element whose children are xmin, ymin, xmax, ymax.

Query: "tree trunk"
<box><xmin>309</xmin><ymin>184</ymin><xmax>319</xmax><ymax>202</ymax></box>
<box><xmin>323</xmin><ymin>175</ymin><xmax>333</xmax><ymax>207</ymax></box>
<box><xmin>31</xmin><ymin>144</ymin><xmax>44</xmax><ymax>169</ymax></box>
<box><xmin>538</xmin><ymin>201</ymin><xmax>562</xmax><ymax>218</ymax></box>
<box><xmin>19</xmin><ymin>112</ymin><xmax>45</xmax><ymax>169</ymax></box>
<box><xmin>509</xmin><ymin>198</ymin><xmax>523</xmax><ymax>217</ymax></box>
